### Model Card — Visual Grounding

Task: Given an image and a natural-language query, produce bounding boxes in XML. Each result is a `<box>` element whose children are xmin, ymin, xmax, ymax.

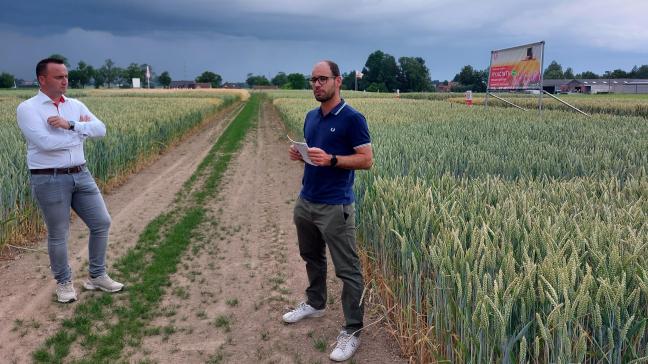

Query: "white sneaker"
<box><xmin>282</xmin><ymin>302</ymin><xmax>325</xmax><ymax>323</ymax></box>
<box><xmin>56</xmin><ymin>281</ymin><xmax>77</xmax><ymax>303</ymax></box>
<box><xmin>83</xmin><ymin>274</ymin><xmax>124</xmax><ymax>292</ymax></box>
<box><xmin>329</xmin><ymin>330</ymin><xmax>360</xmax><ymax>362</ymax></box>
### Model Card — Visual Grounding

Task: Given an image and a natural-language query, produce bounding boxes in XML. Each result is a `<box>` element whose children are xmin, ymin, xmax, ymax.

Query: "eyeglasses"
<box><xmin>308</xmin><ymin>76</ymin><xmax>336</xmax><ymax>86</ymax></box>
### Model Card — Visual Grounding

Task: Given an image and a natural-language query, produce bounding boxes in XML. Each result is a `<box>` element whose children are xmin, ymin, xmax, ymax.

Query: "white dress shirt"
<box><xmin>17</xmin><ymin>90</ymin><xmax>106</xmax><ymax>169</ymax></box>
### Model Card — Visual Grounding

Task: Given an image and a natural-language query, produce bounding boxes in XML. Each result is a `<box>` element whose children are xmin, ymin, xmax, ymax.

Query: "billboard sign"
<box><xmin>488</xmin><ymin>41</ymin><xmax>544</xmax><ymax>90</ymax></box>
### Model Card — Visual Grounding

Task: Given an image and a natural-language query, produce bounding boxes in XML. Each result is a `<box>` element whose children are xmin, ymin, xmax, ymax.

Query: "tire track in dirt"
<box><xmin>132</xmin><ymin>100</ymin><xmax>406</xmax><ymax>363</ymax></box>
<box><xmin>0</xmin><ymin>102</ymin><xmax>244</xmax><ymax>363</ymax></box>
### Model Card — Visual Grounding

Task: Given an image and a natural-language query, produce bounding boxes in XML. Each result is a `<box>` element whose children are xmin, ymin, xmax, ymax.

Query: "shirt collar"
<box><xmin>320</xmin><ymin>99</ymin><xmax>347</xmax><ymax>117</ymax></box>
<box><xmin>37</xmin><ymin>90</ymin><xmax>67</xmax><ymax>105</ymax></box>
<box><xmin>332</xmin><ymin>99</ymin><xmax>347</xmax><ymax>116</ymax></box>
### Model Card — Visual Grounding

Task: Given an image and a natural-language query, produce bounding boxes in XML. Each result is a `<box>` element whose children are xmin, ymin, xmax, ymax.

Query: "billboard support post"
<box><xmin>487</xmin><ymin>92</ymin><xmax>528</xmax><ymax>111</ymax></box>
<box><xmin>485</xmin><ymin>50</ymin><xmax>494</xmax><ymax>108</ymax></box>
<box><xmin>542</xmin><ymin>90</ymin><xmax>589</xmax><ymax>116</ymax></box>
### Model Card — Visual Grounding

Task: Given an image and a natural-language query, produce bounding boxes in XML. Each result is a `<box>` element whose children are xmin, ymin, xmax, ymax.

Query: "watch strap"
<box><xmin>330</xmin><ymin>154</ymin><xmax>338</xmax><ymax>167</ymax></box>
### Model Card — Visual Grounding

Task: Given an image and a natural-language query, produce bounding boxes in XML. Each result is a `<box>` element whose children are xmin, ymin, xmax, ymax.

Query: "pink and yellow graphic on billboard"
<box><xmin>488</xmin><ymin>42</ymin><xmax>544</xmax><ymax>90</ymax></box>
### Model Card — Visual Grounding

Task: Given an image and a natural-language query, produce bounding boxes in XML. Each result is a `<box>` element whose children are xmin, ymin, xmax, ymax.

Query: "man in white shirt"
<box><xmin>17</xmin><ymin>57</ymin><xmax>124</xmax><ymax>303</ymax></box>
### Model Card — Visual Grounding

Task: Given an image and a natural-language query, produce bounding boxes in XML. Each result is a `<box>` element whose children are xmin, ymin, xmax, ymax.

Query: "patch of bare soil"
<box><xmin>0</xmin><ymin>103</ymin><xmax>243</xmax><ymax>364</ymax></box>
<box><xmin>130</xmin><ymin>101</ymin><xmax>406</xmax><ymax>363</ymax></box>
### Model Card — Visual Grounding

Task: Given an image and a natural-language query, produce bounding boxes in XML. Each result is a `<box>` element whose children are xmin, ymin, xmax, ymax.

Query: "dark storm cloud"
<box><xmin>2</xmin><ymin>0</ymin><xmax>647</xmax><ymax>82</ymax></box>
<box><xmin>2</xmin><ymin>2</ymin><xmax>253</xmax><ymax>37</ymax></box>
<box><xmin>0</xmin><ymin>0</ymin><xmax>386</xmax><ymax>43</ymax></box>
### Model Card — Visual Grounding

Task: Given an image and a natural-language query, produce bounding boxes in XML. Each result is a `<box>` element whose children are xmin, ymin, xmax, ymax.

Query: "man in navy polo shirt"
<box><xmin>283</xmin><ymin>60</ymin><xmax>373</xmax><ymax>362</ymax></box>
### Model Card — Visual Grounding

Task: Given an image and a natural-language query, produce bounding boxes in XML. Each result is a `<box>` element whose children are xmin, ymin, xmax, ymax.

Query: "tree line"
<box><xmin>244</xmin><ymin>72</ymin><xmax>309</xmax><ymax>89</ymax></box>
<box><xmin>0</xmin><ymin>54</ymin><xmax>225</xmax><ymax>89</ymax></box>
<box><xmin>245</xmin><ymin>50</ymin><xmax>435</xmax><ymax>93</ymax></box>
<box><xmin>46</xmin><ymin>54</ymin><xmax>161</xmax><ymax>89</ymax></box>
<box><xmin>348</xmin><ymin>50</ymin><xmax>434</xmax><ymax>92</ymax></box>
<box><xmin>2</xmin><ymin>53</ymin><xmax>647</xmax><ymax>90</ymax></box>
<box><xmin>447</xmin><ymin>61</ymin><xmax>648</xmax><ymax>92</ymax></box>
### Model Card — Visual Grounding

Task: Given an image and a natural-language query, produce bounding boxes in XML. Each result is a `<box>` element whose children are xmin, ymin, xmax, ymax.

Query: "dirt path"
<box><xmin>0</xmin><ymin>103</ymin><xmax>243</xmax><ymax>363</ymax></box>
<box><xmin>129</xmin><ymin>101</ymin><xmax>405</xmax><ymax>363</ymax></box>
<box><xmin>0</xmin><ymin>100</ymin><xmax>406</xmax><ymax>363</ymax></box>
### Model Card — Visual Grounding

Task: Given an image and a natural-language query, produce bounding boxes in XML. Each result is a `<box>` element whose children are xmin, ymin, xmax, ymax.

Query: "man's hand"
<box><xmin>47</xmin><ymin>116</ymin><xmax>71</xmax><ymax>129</ymax></box>
<box><xmin>307</xmin><ymin>147</ymin><xmax>331</xmax><ymax>166</ymax></box>
<box><xmin>289</xmin><ymin>145</ymin><xmax>303</xmax><ymax>161</ymax></box>
<box><xmin>47</xmin><ymin>115</ymin><xmax>92</xmax><ymax>130</ymax></box>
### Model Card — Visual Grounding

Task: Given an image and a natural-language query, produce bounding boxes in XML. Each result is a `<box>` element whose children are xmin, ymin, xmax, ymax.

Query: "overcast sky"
<box><xmin>2</xmin><ymin>0</ymin><xmax>647</xmax><ymax>82</ymax></box>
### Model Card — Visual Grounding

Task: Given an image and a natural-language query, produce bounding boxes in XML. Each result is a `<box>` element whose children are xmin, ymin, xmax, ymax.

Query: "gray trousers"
<box><xmin>293</xmin><ymin>197</ymin><xmax>364</xmax><ymax>335</ymax></box>
<box><xmin>30</xmin><ymin>167</ymin><xmax>111</xmax><ymax>284</ymax></box>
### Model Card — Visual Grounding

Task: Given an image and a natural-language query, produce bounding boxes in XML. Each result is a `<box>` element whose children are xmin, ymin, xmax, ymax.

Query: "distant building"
<box><xmin>436</xmin><ymin>82</ymin><xmax>459</xmax><ymax>93</ymax></box>
<box><xmin>543</xmin><ymin>79</ymin><xmax>648</xmax><ymax>94</ymax></box>
<box><xmin>222</xmin><ymin>82</ymin><xmax>245</xmax><ymax>89</ymax></box>
<box><xmin>170</xmin><ymin>80</ymin><xmax>197</xmax><ymax>89</ymax></box>
<box><xmin>16</xmin><ymin>79</ymin><xmax>39</xmax><ymax>88</ymax></box>
<box><xmin>169</xmin><ymin>81</ymin><xmax>215</xmax><ymax>89</ymax></box>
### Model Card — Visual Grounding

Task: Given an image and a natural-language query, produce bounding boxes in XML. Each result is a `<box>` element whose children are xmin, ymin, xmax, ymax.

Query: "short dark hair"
<box><xmin>36</xmin><ymin>58</ymin><xmax>65</xmax><ymax>78</ymax></box>
<box><xmin>323</xmin><ymin>60</ymin><xmax>340</xmax><ymax>77</ymax></box>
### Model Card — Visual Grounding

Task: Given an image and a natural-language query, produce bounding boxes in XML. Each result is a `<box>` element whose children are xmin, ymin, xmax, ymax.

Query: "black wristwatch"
<box><xmin>68</xmin><ymin>120</ymin><xmax>76</xmax><ymax>131</ymax></box>
<box><xmin>330</xmin><ymin>154</ymin><xmax>338</xmax><ymax>167</ymax></box>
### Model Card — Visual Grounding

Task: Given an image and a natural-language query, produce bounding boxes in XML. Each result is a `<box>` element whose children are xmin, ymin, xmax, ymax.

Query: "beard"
<box><xmin>314</xmin><ymin>88</ymin><xmax>334</xmax><ymax>102</ymax></box>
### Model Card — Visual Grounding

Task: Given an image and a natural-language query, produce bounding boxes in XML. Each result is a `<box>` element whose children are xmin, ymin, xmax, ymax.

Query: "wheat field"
<box><xmin>0</xmin><ymin>89</ymin><xmax>243</xmax><ymax>249</ymax></box>
<box><xmin>273</xmin><ymin>92</ymin><xmax>648</xmax><ymax>363</ymax></box>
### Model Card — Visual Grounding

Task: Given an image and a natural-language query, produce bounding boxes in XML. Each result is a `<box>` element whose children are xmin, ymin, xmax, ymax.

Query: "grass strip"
<box><xmin>182</xmin><ymin>101</ymin><xmax>246</xmax><ymax>194</ymax></box>
<box><xmin>194</xmin><ymin>94</ymin><xmax>260</xmax><ymax>203</ymax></box>
<box><xmin>32</xmin><ymin>94</ymin><xmax>260</xmax><ymax>363</ymax></box>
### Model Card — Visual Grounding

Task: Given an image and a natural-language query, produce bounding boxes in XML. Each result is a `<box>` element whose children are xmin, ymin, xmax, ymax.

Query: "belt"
<box><xmin>30</xmin><ymin>164</ymin><xmax>86</xmax><ymax>175</ymax></box>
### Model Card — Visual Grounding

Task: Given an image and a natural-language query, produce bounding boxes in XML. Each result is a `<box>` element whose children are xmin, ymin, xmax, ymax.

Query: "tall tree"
<box><xmin>543</xmin><ymin>60</ymin><xmax>564</xmax><ymax>79</ymax></box>
<box><xmin>382</xmin><ymin>54</ymin><xmax>400</xmax><ymax>92</ymax></box>
<box><xmin>68</xmin><ymin>69</ymin><xmax>83</xmax><ymax>88</ymax></box>
<box><xmin>286</xmin><ymin>73</ymin><xmax>308</xmax><ymax>89</ymax></box>
<box><xmin>575</xmin><ymin>71</ymin><xmax>599</xmax><ymax>79</ymax></box>
<box><xmin>68</xmin><ymin>61</ymin><xmax>94</xmax><ymax>88</ymax></box>
<box><xmin>564</xmin><ymin>67</ymin><xmax>575</xmax><ymax>79</ymax></box>
<box><xmin>123</xmin><ymin>63</ymin><xmax>147</xmax><ymax>87</ymax></box>
<box><xmin>341</xmin><ymin>72</ymin><xmax>356</xmax><ymax>90</ymax></box>
<box><xmin>93</xmin><ymin>71</ymin><xmax>106</xmax><ymax>88</ymax></box>
<box><xmin>606</xmin><ymin>69</ymin><xmax>629</xmax><ymax>78</ymax></box>
<box><xmin>474</xmin><ymin>69</ymin><xmax>488</xmax><ymax>92</ymax></box>
<box><xmin>633</xmin><ymin>65</ymin><xmax>648</xmax><ymax>78</ymax></box>
<box><xmin>453</xmin><ymin>65</ymin><xmax>476</xmax><ymax>85</ymax></box>
<box><xmin>398</xmin><ymin>56</ymin><xmax>433</xmax><ymax>92</ymax></box>
<box><xmin>361</xmin><ymin>50</ymin><xmax>399</xmax><ymax>92</ymax></box>
<box><xmin>196</xmin><ymin>71</ymin><xmax>222</xmax><ymax>87</ymax></box>
<box><xmin>0</xmin><ymin>72</ymin><xmax>15</xmax><ymax>88</ymax></box>
<box><xmin>100</xmin><ymin>59</ymin><xmax>121</xmax><ymax>88</ymax></box>
<box><xmin>452</xmin><ymin>65</ymin><xmax>487</xmax><ymax>92</ymax></box>
<box><xmin>158</xmin><ymin>71</ymin><xmax>172</xmax><ymax>88</ymax></box>
<box><xmin>271</xmin><ymin>72</ymin><xmax>288</xmax><ymax>88</ymax></box>
<box><xmin>362</xmin><ymin>50</ymin><xmax>386</xmax><ymax>88</ymax></box>
<box><xmin>246</xmin><ymin>74</ymin><xmax>270</xmax><ymax>87</ymax></box>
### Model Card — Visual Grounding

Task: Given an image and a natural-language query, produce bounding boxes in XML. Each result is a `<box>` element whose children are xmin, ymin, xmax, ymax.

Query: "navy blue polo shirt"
<box><xmin>300</xmin><ymin>99</ymin><xmax>371</xmax><ymax>205</ymax></box>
